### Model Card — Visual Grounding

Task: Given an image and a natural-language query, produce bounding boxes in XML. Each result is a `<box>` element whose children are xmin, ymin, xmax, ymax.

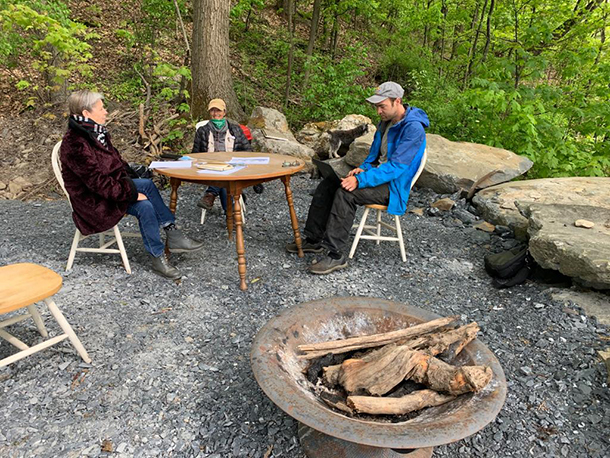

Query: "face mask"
<box><xmin>211</xmin><ymin>118</ymin><xmax>226</xmax><ymax>129</ymax></box>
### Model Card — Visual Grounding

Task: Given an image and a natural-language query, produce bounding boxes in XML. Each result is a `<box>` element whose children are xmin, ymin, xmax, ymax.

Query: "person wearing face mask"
<box><xmin>59</xmin><ymin>90</ymin><xmax>204</xmax><ymax>280</ymax></box>
<box><xmin>285</xmin><ymin>82</ymin><xmax>429</xmax><ymax>275</ymax></box>
<box><xmin>192</xmin><ymin>98</ymin><xmax>263</xmax><ymax>212</ymax></box>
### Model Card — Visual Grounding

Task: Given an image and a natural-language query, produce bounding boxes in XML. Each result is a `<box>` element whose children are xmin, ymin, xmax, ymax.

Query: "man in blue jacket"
<box><xmin>286</xmin><ymin>81</ymin><xmax>429</xmax><ymax>274</ymax></box>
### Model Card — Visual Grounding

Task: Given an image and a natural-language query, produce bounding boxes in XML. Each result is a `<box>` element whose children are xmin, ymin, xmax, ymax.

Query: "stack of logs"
<box><xmin>298</xmin><ymin>316</ymin><xmax>493</xmax><ymax>416</ymax></box>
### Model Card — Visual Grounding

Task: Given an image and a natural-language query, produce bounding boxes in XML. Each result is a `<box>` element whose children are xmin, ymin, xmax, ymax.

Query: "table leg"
<box><xmin>232</xmin><ymin>191</ymin><xmax>247</xmax><ymax>291</ymax></box>
<box><xmin>281</xmin><ymin>175</ymin><xmax>304</xmax><ymax>258</ymax></box>
<box><xmin>166</xmin><ymin>178</ymin><xmax>182</xmax><ymax>256</ymax></box>
<box><xmin>169</xmin><ymin>178</ymin><xmax>181</xmax><ymax>214</ymax></box>
<box><xmin>226</xmin><ymin>190</ymin><xmax>234</xmax><ymax>240</ymax></box>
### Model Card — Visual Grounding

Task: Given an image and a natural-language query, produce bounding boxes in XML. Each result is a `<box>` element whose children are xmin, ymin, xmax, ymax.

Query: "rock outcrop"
<box><xmin>472</xmin><ymin>177</ymin><xmax>610</xmax><ymax>240</ymax></box>
<box><xmin>417</xmin><ymin>134</ymin><xmax>533</xmax><ymax>193</ymax></box>
<box><xmin>296</xmin><ymin>114</ymin><xmax>373</xmax><ymax>160</ymax></box>
<box><xmin>344</xmin><ymin>128</ymin><xmax>376</xmax><ymax>167</ymax></box>
<box><xmin>248</xmin><ymin>107</ymin><xmax>315</xmax><ymax>163</ymax></box>
<box><xmin>517</xmin><ymin>202</ymin><xmax>610</xmax><ymax>290</ymax></box>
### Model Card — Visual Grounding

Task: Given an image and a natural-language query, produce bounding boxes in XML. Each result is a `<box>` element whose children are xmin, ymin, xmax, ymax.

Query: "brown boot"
<box><xmin>197</xmin><ymin>192</ymin><xmax>216</xmax><ymax>210</ymax></box>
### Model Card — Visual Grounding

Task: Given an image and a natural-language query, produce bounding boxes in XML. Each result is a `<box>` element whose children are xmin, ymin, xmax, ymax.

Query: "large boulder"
<box><xmin>473</xmin><ymin>177</ymin><xmax>610</xmax><ymax>240</ymax></box>
<box><xmin>417</xmin><ymin>134</ymin><xmax>533</xmax><ymax>193</ymax></box>
<box><xmin>296</xmin><ymin>121</ymin><xmax>336</xmax><ymax>156</ymax></box>
<box><xmin>517</xmin><ymin>202</ymin><xmax>610</xmax><ymax>290</ymax></box>
<box><xmin>345</xmin><ymin>128</ymin><xmax>376</xmax><ymax>167</ymax></box>
<box><xmin>296</xmin><ymin>114</ymin><xmax>373</xmax><ymax>160</ymax></box>
<box><xmin>248</xmin><ymin>107</ymin><xmax>315</xmax><ymax>163</ymax></box>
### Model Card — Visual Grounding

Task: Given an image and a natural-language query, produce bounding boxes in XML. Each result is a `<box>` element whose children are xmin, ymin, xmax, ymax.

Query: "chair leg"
<box><xmin>66</xmin><ymin>229</ymin><xmax>81</xmax><ymax>271</ymax></box>
<box><xmin>239</xmin><ymin>195</ymin><xmax>246</xmax><ymax>225</ymax></box>
<box><xmin>395</xmin><ymin>215</ymin><xmax>407</xmax><ymax>262</ymax></box>
<box><xmin>44</xmin><ymin>298</ymin><xmax>91</xmax><ymax>363</ymax></box>
<box><xmin>375</xmin><ymin>209</ymin><xmax>382</xmax><ymax>245</ymax></box>
<box><xmin>200</xmin><ymin>208</ymin><xmax>206</xmax><ymax>224</ymax></box>
<box><xmin>27</xmin><ymin>304</ymin><xmax>48</xmax><ymax>338</ymax></box>
<box><xmin>99</xmin><ymin>232</ymin><xmax>105</xmax><ymax>247</ymax></box>
<box><xmin>113</xmin><ymin>225</ymin><xmax>131</xmax><ymax>274</ymax></box>
<box><xmin>349</xmin><ymin>207</ymin><xmax>370</xmax><ymax>259</ymax></box>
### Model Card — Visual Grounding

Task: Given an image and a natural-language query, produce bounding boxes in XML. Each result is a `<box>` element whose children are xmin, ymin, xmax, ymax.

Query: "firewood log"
<box><xmin>298</xmin><ymin>316</ymin><xmax>458</xmax><ymax>360</ymax></box>
<box><xmin>321</xmin><ymin>323</ymin><xmax>479</xmax><ymax>387</ymax></box>
<box><xmin>347</xmin><ymin>389</ymin><xmax>455</xmax><ymax>415</ymax></box>
<box><xmin>339</xmin><ymin>347</ymin><xmax>492</xmax><ymax>396</ymax></box>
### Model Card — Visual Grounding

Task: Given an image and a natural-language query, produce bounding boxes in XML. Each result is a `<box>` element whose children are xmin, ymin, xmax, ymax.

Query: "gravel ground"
<box><xmin>0</xmin><ymin>175</ymin><xmax>608</xmax><ymax>458</ymax></box>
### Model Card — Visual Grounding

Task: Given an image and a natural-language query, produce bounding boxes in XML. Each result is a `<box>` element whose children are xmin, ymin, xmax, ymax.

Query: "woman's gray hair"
<box><xmin>67</xmin><ymin>90</ymin><xmax>104</xmax><ymax>115</ymax></box>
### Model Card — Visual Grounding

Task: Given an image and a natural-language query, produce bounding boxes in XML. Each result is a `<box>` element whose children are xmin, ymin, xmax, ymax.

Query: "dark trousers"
<box><xmin>303</xmin><ymin>177</ymin><xmax>389</xmax><ymax>255</ymax></box>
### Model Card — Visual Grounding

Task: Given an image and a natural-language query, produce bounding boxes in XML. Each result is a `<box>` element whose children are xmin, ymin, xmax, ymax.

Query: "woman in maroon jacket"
<box><xmin>60</xmin><ymin>90</ymin><xmax>203</xmax><ymax>279</ymax></box>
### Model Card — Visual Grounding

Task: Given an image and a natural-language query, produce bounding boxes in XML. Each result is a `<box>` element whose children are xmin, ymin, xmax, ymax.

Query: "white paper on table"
<box><xmin>228</xmin><ymin>157</ymin><xmax>270</xmax><ymax>165</ymax></box>
<box><xmin>196</xmin><ymin>165</ymin><xmax>246</xmax><ymax>175</ymax></box>
<box><xmin>149</xmin><ymin>161</ymin><xmax>192</xmax><ymax>169</ymax></box>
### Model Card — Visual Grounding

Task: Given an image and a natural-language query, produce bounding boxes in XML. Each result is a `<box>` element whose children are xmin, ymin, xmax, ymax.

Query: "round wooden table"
<box><xmin>155</xmin><ymin>152</ymin><xmax>305</xmax><ymax>290</ymax></box>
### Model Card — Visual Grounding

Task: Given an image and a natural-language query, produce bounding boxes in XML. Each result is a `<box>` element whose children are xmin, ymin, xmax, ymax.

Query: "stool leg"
<box><xmin>0</xmin><ymin>328</ymin><xmax>29</xmax><ymax>351</ymax></box>
<box><xmin>395</xmin><ymin>215</ymin><xmax>407</xmax><ymax>262</ymax></box>
<box><xmin>66</xmin><ymin>229</ymin><xmax>81</xmax><ymax>271</ymax></box>
<box><xmin>349</xmin><ymin>207</ymin><xmax>370</xmax><ymax>259</ymax></box>
<box><xmin>99</xmin><ymin>232</ymin><xmax>105</xmax><ymax>247</ymax></box>
<box><xmin>44</xmin><ymin>298</ymin><xmax>91</xmax><ymax>363</ymax></box>
<box><xmin>376</xmin><ymin>209</ymin><xmax>382</xmax><ymax>245</ymax></box>
<box><xmin>27</xmin><ymin>304</ymin><xmax>48</xmax><ymax>338</ymax></box>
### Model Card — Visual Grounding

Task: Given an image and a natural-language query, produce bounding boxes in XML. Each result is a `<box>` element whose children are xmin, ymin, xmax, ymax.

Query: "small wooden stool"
<box><xmin>0</xmin><ymin>263</ymin><xmax>91</xmax><ymax>367</ymax></box>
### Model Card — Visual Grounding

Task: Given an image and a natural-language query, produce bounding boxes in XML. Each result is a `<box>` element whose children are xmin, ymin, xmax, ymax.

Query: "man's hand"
<box><xmin>341</xmin><ymin>176</ymin><xmax>359</xmax><ymax>192</ymax></box>
<box><xmin>347</xmin><ymin>167</ymin><xmax>364</xmax><ymax>177</ymax></box>
<box><xmin>137</xmin><ymin>193</ymin><xmax>148</xmax><ymax>201</ymax></box>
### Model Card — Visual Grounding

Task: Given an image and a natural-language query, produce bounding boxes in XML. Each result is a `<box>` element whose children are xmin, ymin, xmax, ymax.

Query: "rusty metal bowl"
<box><xmin>251</xmin><ymin>296</ymin><xmax>507</xmax><ymax>450</ymax></box>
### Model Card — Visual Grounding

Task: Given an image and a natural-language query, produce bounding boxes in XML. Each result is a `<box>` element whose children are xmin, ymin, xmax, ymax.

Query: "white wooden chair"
<box><xmin>195</xmin><ymin>120</ymin><xmax>246</xmax><ymax>225</ymax></box>
<box><xmin>52</xmin><ymin>141</ymin><xmax>140</xmax><ymax>273</ymax></box>
<box><xmin>349</xmin><ymin>149</ymin><xmax>428</xmax><ymax>262</ymax></box>
<box><xmin>0</xmin><ymin>263</ymin><xmax>91</xmax><ymax>367</ymax></box>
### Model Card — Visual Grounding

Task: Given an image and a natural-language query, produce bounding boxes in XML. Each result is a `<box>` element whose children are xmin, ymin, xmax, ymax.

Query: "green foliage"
<box><xmin>0</xmin><ymin>1</ymin><xmax>96</xmax><ymax>102</ymax></box>
<box><xmin>286</xmin><ymin>49</ymin><xmax>375</xmax><ymax>126</ymax></box>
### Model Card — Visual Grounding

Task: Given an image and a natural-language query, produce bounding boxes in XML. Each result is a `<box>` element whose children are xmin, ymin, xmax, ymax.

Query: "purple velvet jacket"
<box><xmin>60</xmin><ymin>120</ymin><xmax>137</xmax><ymax>235</ymax></box>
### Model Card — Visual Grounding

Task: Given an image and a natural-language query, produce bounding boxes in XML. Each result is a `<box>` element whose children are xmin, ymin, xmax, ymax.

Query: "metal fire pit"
<box><xmin>251</xmin><ymin>297</ymin><xmax>507</xmax><ymax>457</ymax></box>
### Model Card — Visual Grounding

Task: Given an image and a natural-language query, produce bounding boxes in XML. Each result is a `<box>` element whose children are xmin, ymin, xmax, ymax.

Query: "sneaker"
<box><xmin>308</xmin><ymin>254</ymin><xmax>348</xmax><ymax>275</ymax></box>
<box><xmin>285</xmin><ymin>239</ymin><xmax>324</xmax><ymax>254</ymax></box>
<box><xmin>151</xmin><ymin>254</ymin><xmax>182</xmax><ymax>280</ymax></box>
<box><xmin>166</xmin><ymin>229</ymin><xmax>204</xmax><ymax>253</ymax></box>
<box><xmin>253</xmin><ymin>183</ymin><xmax>264</xmax><ymax>194</ymax></box>
<box><xmin>197</xmin><ymin>193</ymin><xmax>216</xmax><ymax>210</ymax></box>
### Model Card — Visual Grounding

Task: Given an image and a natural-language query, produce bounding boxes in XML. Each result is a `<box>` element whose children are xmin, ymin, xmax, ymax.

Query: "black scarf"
<box><xmin>70</xmin><ymin>114</ymin><xmax>108</xmax><ymax>147</ymax></box>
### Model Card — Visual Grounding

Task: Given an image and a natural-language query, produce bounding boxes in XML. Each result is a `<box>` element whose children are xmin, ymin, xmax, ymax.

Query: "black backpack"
<box><xmin>484</xmin><ymin>246</ymin><xmax>531</xmax><ymax>288</ymax></box>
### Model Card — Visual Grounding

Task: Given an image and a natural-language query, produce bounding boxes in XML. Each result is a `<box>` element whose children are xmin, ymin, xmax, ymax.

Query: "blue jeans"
<box><xmin>127</xmin><ymin>179</ymin><xmax>175</xmax><ymax>257</ymax></box>
<box><xmin>206</xmin><ymin>186</ymin><xmax>227</xmax><ymax>211</ymax></box>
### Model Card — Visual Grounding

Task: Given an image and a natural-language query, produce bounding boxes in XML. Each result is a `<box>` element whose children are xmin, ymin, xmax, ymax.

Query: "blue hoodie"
<box><xmin>356</xmin><ymin>105</ymin><xmax>429</xmax><ymax>215</ymax></box>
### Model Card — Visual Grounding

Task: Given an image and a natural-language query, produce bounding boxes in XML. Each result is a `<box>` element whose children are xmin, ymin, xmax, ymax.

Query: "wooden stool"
<box><xmin>349</xmin><ymin>204</ymin><xmax>407</xmax><ymax>262</ymax></box>
<box><xmin>0</xmin><ymin>263</ymin><xmax>91</xmax><ymax>367</ymax></box>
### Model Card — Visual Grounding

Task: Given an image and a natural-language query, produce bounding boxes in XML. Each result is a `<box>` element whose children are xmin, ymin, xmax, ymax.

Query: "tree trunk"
<box><xmin>463</xmin><ymin>0</ymin><xmax>489</xmax><ymax>86</ymax></box>
<box><xmin>284</xmin><ymin>0</ymin><xmax>295</xmax><ymax>109</ymax></box>
<box><xmin>481</xmin><ymin>0</ymin><xmax>495</xmax><ymax>63</ymax></box>
<box><xmin>191</xmin><ymin>0</ymin><xmax>245</xmax><ymax>121</ymax></box>
<box><xmin>302</xmin><ymin>0</ymin><xmax>322</xmax><ymax>87</ymax></box>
